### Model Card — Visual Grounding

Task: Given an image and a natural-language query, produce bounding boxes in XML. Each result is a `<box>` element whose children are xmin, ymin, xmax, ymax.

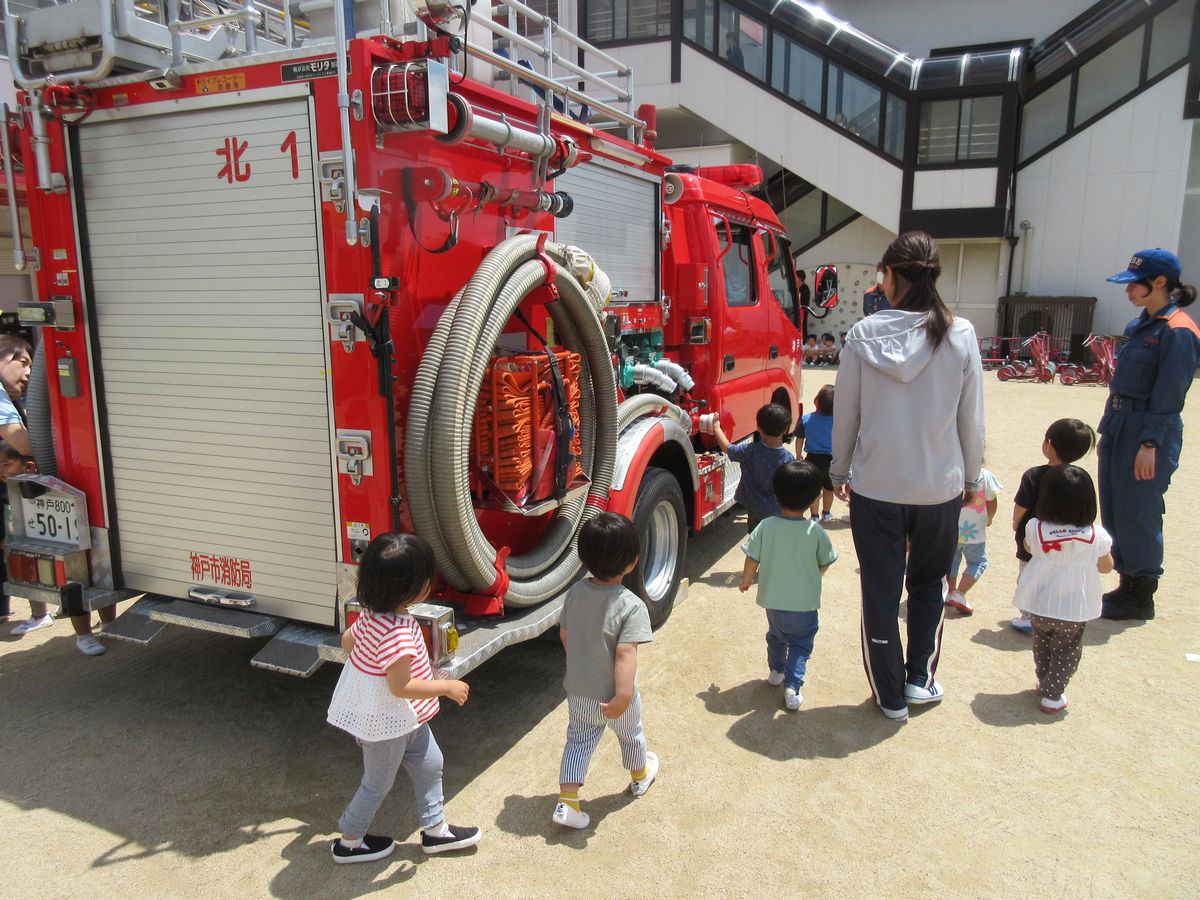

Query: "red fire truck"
<box><xmin>2</xmin><ymin>0</ymin><xmax>822</xmax><ymax>675</ymax></box>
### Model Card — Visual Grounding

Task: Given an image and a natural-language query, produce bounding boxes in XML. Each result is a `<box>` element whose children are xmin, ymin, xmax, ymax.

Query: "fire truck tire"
<box><xmin>1059</xmin><ymin>368</ymin><xmax>1078</xmax><ymax>386</ymax></box>
<box><xmin>624</xmin><ymin>467</ymin><xmax>687</xmax><ymax>630</ymax></box>
<box><xmin>996</xmin><ymin>366</ymin><xmax>1014</xmax><ymax>382</ymax></box>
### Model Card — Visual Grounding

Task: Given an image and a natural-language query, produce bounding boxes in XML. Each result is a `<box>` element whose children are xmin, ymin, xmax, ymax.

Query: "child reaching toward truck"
<box><xmin>554</xmin><ymin>512</ymin><xmax>658</xmax><ymax>829</ymax></box>
<box><xmin>710</xmin><ymin>403</ymin><xmax>795</xmax><ymax>533</ymax></box>
<box><xmin>326</xmin><ymin>532</ymin><xmax>482</xmax><ymax>863</ymax></box>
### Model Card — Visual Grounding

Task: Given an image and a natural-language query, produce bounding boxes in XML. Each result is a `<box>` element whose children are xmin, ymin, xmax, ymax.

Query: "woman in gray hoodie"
<box><xmin>830</xmin><ymin>232</ymin><xmax>985</xmax><ymax>722</ymax></box>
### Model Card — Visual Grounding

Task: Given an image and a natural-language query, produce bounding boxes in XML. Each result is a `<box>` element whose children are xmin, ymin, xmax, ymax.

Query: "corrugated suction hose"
<box><xmin>406</xmin><ymin>236</ymin><xmax>617</xmax><ymax>606</ymax></box>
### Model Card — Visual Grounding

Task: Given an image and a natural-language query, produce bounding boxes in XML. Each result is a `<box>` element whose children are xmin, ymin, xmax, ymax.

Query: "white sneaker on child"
<box><xmin>767</xmin><ymin>670</ymin><xmax>785</xmax><ymax>686</ymax></box>
<box><xmin>784</xmin><ymin>688</ymin><xmax>802</xmax><ymax>710</ymax></box>
<box><xmin>629</xmin><ymin>751</ymin><xmax>659</xmax><ymax>797</ymax></box>
<box><xmin>11</xmin><ymin>614</ymin><xmax>54</xmax><ymax>635</ymax></box>
<box><xmin>76</xmin><ymin>634</ymin><xmax>106</xmax><ymax>656</ymax></box>
<box><xmin>551</xmin><ymin>803</ymin><xmax>590</xmax><ymax>829</ymax></box>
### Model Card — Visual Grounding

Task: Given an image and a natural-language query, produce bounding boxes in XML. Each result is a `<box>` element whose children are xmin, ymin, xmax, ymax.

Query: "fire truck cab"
<box><xmin>2</xmin><ymin>0</ymin><xmax>811</xmax><ymax>676</ymax></box>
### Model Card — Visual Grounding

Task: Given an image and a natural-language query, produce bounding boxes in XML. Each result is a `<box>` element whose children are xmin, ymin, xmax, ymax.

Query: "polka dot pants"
<box><xmin>1030</xmin><ymin>615</ymin><xmax>1086</xmax><ymax>700</ymax></box>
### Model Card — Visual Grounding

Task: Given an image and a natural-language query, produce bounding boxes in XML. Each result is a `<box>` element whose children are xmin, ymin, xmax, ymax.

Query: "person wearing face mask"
<box><xmin>1096</xmin><ymin>249</ymin><xmax>1200</xmax><ymax>621</ymax></box>
<box><xmin>862</xmin><ymin>265</ymin><xmax>889</xmax><ymax>317</ymax></box>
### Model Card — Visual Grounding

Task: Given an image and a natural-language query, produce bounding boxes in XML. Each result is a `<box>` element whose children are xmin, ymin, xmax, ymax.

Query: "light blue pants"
<box><xmin>949</xmin><ymin>541</ymin><xmax>988</xmax><ymax>580</ymax></box>
<box><xmin>559</xmin><ymin>692</ymin><xmax>647</xmax><ymax>785</ymax></box>
<box><xmin>338</xmin><ymin>724</ymin><xmax>444</xmax><ymax>837</ymax></box>
<box><xmin>765</xmin><ymin>608</ymin><xmax>820</xmax><ymax>692</ymax></box>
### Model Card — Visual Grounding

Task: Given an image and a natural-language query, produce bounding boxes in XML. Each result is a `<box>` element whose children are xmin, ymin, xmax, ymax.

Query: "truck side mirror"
<box><xmin>814</xmin><ymin>265</ymin><xmax>839</xmax><ymax>309</ymax></box>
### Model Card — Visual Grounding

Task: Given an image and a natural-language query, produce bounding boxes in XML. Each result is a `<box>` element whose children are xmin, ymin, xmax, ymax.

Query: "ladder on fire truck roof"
<box><xmin>3</xmin><ymin>0</ymin><xmax>642</xmax><ymax>140</ymax></box>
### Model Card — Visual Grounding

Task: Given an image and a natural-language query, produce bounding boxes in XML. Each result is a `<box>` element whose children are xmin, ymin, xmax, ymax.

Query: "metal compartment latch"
<box><xmin>318</xmin><ymin>152</ymin><xmax>347</xmax><ymax>213</ymax></box>
<box><xmin>336</xmin><ymin>430</ymin><xmax>373</xmax><ymax>485</ymax></box>
<box><xmin>327</xmin><ymin>294</ymin><xmax>365</xmax><ymax>352</ymax></box>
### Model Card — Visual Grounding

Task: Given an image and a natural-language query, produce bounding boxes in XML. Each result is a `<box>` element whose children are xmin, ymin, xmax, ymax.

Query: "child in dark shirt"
<box><xmin>1010</xmin><ymin>418</ymin><xmax>1097</xmax><ymax>633</ymax></box>
<box><xmin>712</xmin><ymin>403</ymin><xmax>795</xmax><ymax>533</ymax></box>
<box><xmin>797</xmin><ymin>385</ymin><xmax>836</xmax><ymax>523</ymax></box>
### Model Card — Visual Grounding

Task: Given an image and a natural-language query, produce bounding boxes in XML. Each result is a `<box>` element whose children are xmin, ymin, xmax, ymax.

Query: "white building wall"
<box><xmin>665</xmin><ymin>143</ymin><xmax>754</xmax><ymax>167</ymax></box>
<box><xmin>823</xmin><ymin>0</ymin><xmax>1098</xmax><ymax>57</ymax></box>
<box><xmin>1013</xmin><ymin>68</ymin><xmax>1193</xmax><ymax>335</ymax></box>
<box><xmin>608</xmin><ymin>42</ymin><xmax>905</xmax><ymax>230</ymax></box>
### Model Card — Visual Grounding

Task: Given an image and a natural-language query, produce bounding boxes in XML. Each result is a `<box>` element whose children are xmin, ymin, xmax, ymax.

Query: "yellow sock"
<box><xmin>630</xmin><ymin>766</ymin><xmax>649</xmax><ymax>781</ymax></box>
<box><xmin>558</xmin><ymin>791</ymin><xmax>581</xmax><ymax>812</ymax></box>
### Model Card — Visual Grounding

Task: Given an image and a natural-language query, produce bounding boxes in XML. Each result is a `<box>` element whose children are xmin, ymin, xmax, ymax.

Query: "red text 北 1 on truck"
<box><xmin>2</xmin><ymin>0</ymin><xmax>830</xmax><ymax>675</ymax></box>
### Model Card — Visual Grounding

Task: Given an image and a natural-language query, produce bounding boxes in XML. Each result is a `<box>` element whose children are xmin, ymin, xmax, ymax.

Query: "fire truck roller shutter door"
<box><xmin>406</xmin><ymin>236</ymin><xmax>619</xmax><ymax>606</ymax></box>
<box><xmin>76</xmin><ymin>97</ymin><xmax>338</xmax><ymax>623</ymax></box>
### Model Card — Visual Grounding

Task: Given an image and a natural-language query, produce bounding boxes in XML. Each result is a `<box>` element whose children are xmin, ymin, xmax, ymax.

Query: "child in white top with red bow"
<box><xmin>326</xmin><ymin>533</ymin><xmax>481</xmax><ymax>863</ymax></box>
<box><xmin>1013</xmin><ymin>466</ymin><xmax>1113</xmax><ymax>715</ymax></box>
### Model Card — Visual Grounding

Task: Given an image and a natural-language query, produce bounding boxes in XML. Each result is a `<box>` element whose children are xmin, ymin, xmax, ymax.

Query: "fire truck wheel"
<box><xmin>625</xmin><ymin>467</ymin><xmax>687</xmax><ymax>630</ymax></box>
<box><xmin>1059</xmin><ymin>368</ymin><xmax>1078</xmax><ymax>386</ymax></box>
<box><xmin>996</xmin><ymin>366</ymin><xmax>1014</xmax><ymax>382</ymax></box>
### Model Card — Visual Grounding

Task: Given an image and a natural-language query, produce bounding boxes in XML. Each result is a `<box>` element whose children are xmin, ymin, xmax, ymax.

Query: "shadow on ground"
<box><xmin>970</xmin><ymin>690</ymin><xmax>1065</xmax><ymax>727</ymax></box>
<box><xmin>494</xmin><ymin>791</ymin><xmax>635</xmax><ymax>847</ymax></box>
<box><xmin>970</xmin><ymin>617</ymin><xmax>1138</xmax><ymax>652</ymax></box>
<box><xmin>0</xmin><ymin>623</ymin><xmax>567</xmax><ymax>899</ymax></box>
<box><xmin>696</xmin><ymin>680</ymin><xmax>895</xmax><ymax>760</ymax></box>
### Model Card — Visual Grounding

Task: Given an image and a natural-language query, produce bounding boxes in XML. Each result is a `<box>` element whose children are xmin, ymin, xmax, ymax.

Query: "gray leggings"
<box><xmin>338</xmin><ymin>724</ymin><xmax>444</xmax><ymax>838</ymax></box>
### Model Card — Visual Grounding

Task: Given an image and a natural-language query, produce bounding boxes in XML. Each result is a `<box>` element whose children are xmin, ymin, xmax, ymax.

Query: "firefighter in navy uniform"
<box><xmin>1098</xmin><ymin>249</ymin><xmax>1200</xmax><ymax>620</ymax></box>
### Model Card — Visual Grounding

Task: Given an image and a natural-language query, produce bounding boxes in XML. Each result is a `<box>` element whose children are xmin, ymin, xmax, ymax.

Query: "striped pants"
<box><xmin>559</xmin><ymin>692</ymin><xmax>647</xmax><ymax>785</ymax></box>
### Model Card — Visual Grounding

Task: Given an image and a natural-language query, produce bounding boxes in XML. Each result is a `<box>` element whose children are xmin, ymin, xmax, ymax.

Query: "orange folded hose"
<box><xmin>472</xmin><ymin>351</ymin><xmax>583</xmax><ymax>498</ymax></box>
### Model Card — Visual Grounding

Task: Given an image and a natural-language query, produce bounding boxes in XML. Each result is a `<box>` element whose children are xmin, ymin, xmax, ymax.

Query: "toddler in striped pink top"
<box><xmin>326</xmin><ymin>533</ymin><xmax>482</xmax><ymax>864</ymax></box>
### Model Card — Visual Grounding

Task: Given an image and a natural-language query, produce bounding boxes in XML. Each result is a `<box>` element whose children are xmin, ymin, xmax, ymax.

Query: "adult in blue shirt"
<box><xmin>0</xmin><ymin>335</ymin><xmax>32</xmax><ymax>456</ymax></box>
<box><xmin>1098</xmin><ymin>249</ymin><xmax>1200</xmax><ymax>621</ymax></box>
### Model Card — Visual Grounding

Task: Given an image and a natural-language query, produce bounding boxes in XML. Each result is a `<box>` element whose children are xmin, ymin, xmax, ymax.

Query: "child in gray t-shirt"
<box><xmin>553</xmin><ymin>513</ymin><xmax>656</xmax><ymax>830</ymax></box>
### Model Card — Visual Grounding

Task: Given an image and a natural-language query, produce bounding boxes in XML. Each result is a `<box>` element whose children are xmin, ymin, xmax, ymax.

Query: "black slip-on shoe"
<box><xmin>421</xmin><ymin>825</ymin><xmax>482</xmax><ymax>855</ymax></box>
<box><xmin>331</xmin><ymin>834</ymin><xmax>395</xmax><ymax>864</ymax></box>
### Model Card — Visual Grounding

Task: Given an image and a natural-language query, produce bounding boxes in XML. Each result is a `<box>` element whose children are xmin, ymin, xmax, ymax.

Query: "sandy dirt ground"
<box><xmin>2</xmin><ymin>376</ymin><xmax>1198</xmax><ymax>899</ymax></box>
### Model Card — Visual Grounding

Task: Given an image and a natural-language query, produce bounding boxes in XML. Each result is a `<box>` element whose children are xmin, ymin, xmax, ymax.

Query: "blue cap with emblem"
<box><xmin>1106</xmin><ymin>248</ymin><xmax>1182</xmax><ymax>283</ymax></box>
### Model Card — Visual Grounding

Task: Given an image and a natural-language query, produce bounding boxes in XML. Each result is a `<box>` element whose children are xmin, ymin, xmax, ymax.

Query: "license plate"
<box><xmin>24</xmin><ymin>494</ymin><xmax>83</xmax><ymax>546</ymax></box>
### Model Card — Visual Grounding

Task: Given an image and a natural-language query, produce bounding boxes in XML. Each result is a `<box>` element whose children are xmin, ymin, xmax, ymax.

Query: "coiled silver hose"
<box><xmin>406</xmin><ymin>235</ymin><xmax>618</xmax><ymax>606</ymax></box>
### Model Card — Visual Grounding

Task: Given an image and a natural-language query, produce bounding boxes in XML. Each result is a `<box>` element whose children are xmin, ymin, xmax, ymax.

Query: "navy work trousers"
<box><xmin>849</xmin><ymin>491</ymin><xmax>960</xmax><ymax>712</ymax></box>
<box><xmin>1098</xmin><ymin>410</ymin><xmax>1181</xmax><ymax>579</ymax></box>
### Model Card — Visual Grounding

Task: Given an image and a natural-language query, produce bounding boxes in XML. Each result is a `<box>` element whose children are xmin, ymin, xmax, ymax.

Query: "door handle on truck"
<box><xmin>769</xmin><ymin>345</ymin><xmax>779</xmax><ymax>359</ymax></box>
<box><xmin>724</xmin><ymin>354</ymin><xmax>735</xmax><ymax>371</ymax></box>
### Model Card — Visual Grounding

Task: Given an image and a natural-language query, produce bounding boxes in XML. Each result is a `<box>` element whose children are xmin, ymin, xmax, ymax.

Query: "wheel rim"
<box><xmin>643</xmin><ymin>500</ymin><xmax>680</xmax><ymax>603</ymax></box>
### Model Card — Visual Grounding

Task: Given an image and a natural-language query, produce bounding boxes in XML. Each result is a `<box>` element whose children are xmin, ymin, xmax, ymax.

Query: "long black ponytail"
<box><xmin>880</xmin><ymin>231</ymin><xmax>953</xmax><ymax>349</ymax></box>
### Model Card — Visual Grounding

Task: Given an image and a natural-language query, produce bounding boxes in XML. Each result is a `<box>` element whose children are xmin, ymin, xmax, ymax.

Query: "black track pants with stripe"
<box><xmin>849</xmin><ymin>492</ymin><xmax>961</xmax><ymax>711</ymax></box>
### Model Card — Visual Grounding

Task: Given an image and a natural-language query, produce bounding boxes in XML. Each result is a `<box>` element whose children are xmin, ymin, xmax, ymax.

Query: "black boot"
<box><xmin>1129</xmin><ymin>576</ymin><xmax>1157</xmax><ymax>620</ymax></box>
<box><xmin>1102</xmin><ymin>575</ymin><xmax>1156</xmax><ymax>620</ymax></box>
<box><xmin>1101</xmin><ymin>573</ymin><xmax>1133</xmax><ymax>608</ymax></box>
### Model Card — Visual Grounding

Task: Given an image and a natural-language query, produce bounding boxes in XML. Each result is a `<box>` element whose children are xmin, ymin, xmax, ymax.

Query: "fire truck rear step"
<box><xmin>250</xmin><ymin>624</ymin><xmax>333</xmax><ymax>677</ymax></box>
<box><xmin>316</xmin><ymin>595</ymin><xmax>569</xmax><ymax>679</ymax></box>
<box><xmin>106</xmin><ymin>594</ymin><xmax>285</xmax><ymax>642</ymax></box>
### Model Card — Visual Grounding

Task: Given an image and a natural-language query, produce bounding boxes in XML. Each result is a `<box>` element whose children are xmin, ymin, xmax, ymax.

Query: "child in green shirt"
<box><xmin>740</xmin><ymin>460</ymin><xmax>839</xmax><ymax>710</ymax></box>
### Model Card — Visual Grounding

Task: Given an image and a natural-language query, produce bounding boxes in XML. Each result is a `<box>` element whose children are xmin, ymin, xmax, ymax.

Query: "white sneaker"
<box><xmin>630</xmin><ymin>751</ymin><xmax>659</xmax><ymax>797</ymax></box>
<box><xmin>1040</xmin><ymin>694</ymin><xmax>1068</xmax><ymax>714</ymax></box>
<box><xmin>784</xmin><ymin>687</ymin><xmax>802</xmax><ymax>710</ymax></box>
<box><xmin>903</xmin><ymin>681</ymin><xmax>944</xmax><ymax>704</ymax></box>
<box><xmin>880</xmin><ymin>704</ymin><xmax>909</xmax><ymax>722</ymax></box>
<box><xmin>11</xmin><ymin>614</ymin><xmax>54</xmax><ymax>635</ymax></box>
<box><xmin>767</xmin><ymin>670</ymin><xmax>785</xmax><ymax>686</ymax></box>
<box><xmin>76</xmin><ymin>634</ymin><xmax>106</xmax><ymax>656</ymax></box>
<box><xmin>839</xmin><ymin>513</ymin><xmax>852</xmax><ymax>524</ymax></box>
<box><xmin>551</xmin><ymin>802</ymin><xmax>589</xmax><ymax>829</ymax></box>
